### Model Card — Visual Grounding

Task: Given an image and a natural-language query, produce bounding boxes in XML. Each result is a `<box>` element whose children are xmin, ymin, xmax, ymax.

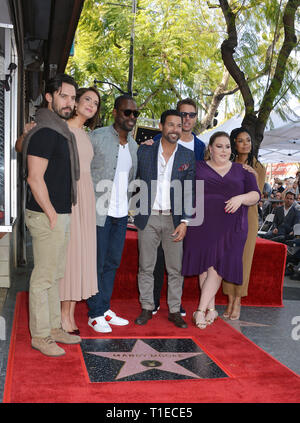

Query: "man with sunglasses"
<box><xmin>145</xmin><ymin>99</ymin><xmax>205</xmax><ymax>316</ymax></box>
<box><xmin>175</xmin><ymin>98</ymin><xmax>205</xmax><ymax>160</ymax></box>
<box><xmin>87</xmin><ymin>94</ymin><xmax>138</xmax><ymax>333</ymax></box>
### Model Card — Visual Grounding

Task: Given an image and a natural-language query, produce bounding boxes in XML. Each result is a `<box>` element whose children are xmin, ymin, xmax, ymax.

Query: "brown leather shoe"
<box><xmin>168</xmin><ymin>312</ymin><xmax>188</xmax><ymax>328</ymax></box>
<box><xmin>135</xmin><ymin>309</ymin><xmax>152</xmax><ymax>325</ymax></box>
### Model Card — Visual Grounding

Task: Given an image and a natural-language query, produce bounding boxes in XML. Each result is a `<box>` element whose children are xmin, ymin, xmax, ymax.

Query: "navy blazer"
<box><xmin>134</xmin><ymin>141</ymin><xmax>195</xmax><ymax>230</ymax></box>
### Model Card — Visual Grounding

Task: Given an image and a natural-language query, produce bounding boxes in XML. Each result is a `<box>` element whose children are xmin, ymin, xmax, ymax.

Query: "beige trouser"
<box><xmin>25</xmin><ymin>210</ymin><xmax>70</xmax><ymax>338</ymax></box>
<box><xmin>137</xmin><ymin>214</ymin><xmax>184</xmax><ymax>313</ymax></box>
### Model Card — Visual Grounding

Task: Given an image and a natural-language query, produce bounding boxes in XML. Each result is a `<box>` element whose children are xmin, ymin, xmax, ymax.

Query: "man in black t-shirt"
<box><xmin>26</xmin><ymin>127</ymin><xmax>72</xmax><ymax>214</ymax></box>
<box><xmin>24</xmin><ymin>74</ymin><xmax>81</xmax><ymax>357</ymax></box>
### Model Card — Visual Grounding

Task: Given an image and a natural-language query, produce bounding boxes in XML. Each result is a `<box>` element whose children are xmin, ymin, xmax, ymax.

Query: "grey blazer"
<box><xmin>90</xmin><ymin>125</ymin><xmax>138</xmax><ymax>226</ymax></box>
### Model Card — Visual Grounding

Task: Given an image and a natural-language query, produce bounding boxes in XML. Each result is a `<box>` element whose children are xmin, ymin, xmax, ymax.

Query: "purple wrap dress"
<box><xmin>182</xmin><ymin>161</ymin><xmax>260</xmax><ymax>285</ymax></box>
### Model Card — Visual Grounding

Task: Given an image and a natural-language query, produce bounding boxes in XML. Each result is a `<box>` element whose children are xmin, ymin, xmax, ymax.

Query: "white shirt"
<box><xmin>284</xmin><ymin>204</ymin><xmax>293</xmax><ymax>216</ymax></box>
<box><xmin>107</xmin><ymin>144</ymin><xmax>132</xmax><ymax>218</ymax></box>
<box><xmin>178</xmin><ymin>138</ymin><xmax>194</xmax><ymax>151</ymax></box>
<box><xmin>152</xmin><ymin>141</ymin><xmax>178</xmax><ymax>211</ymax></box>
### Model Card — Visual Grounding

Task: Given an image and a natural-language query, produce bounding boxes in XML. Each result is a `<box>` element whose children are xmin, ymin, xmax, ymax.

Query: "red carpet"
<box><xmin>3</xmin><ymin>292</ymin><xmax>300</xmax><ymax>403</ymax></box>
<box><xmin>114</xmin><ymin>231</ymin><xmax>286</xmax><ymax>307</ymax></box>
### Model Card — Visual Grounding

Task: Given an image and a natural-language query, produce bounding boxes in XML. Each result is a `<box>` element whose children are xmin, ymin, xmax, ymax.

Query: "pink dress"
<box><xmin>59</xmin><ymin>127</ymin><xmax>98</xmax><ymax>301</ymax></box>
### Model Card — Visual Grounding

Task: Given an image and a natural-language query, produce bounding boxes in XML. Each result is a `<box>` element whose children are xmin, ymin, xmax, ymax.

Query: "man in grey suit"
<box><xmin>134</xmin><ymin>110</ymin><xmax>195</xmax><ymax>328</ymax></box>
<box><xmin>261</xmin><ymin>191</ymin><xmax>300</xmax><ymax>242</ymax></box>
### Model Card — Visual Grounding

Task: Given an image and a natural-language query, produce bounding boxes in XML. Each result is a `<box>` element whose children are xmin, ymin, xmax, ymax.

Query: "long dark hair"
<box><xmin>230</xmin><ymin>127</ymin><xmax>254</xmax><ymax>166</ymax></box>
<box><xmin>74</xmin><ymin>87</ymin><xmax>101</xmax><ymax>130</ymax></box>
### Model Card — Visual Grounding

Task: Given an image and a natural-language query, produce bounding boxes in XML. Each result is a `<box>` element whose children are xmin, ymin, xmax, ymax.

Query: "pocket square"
<box><xmin>178</xmin><ymin>163</ymin><xmax>189</xmax><ymax>171</ymax></box>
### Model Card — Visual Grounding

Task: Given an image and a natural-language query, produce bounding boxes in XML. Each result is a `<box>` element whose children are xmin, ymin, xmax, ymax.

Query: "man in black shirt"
<box><xmin>24</xmin><ymin>74</ymin><xmax>81</xmax><ymax>357</ymax></box>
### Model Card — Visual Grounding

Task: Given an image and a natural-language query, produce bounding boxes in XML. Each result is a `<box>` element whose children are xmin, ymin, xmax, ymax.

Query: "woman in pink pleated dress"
<box><xmin>60</xmin><ymin>87</ymin><xmax>101</xmax><ymax>334</ymax></box>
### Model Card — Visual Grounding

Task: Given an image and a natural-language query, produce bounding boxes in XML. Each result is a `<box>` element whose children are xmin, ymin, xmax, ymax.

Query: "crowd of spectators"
<box><xmin>258</xmin><ymin>172</ymin><xmax>300</xmax><ymax>280</ymax></box>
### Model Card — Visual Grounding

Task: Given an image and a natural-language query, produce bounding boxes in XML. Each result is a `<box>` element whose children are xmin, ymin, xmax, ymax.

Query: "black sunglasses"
<box><xmin>180</xmin><ymin>112</ymin><xmax>197</xmax><ymax>118</ymax></box>
<box><xmin>122</xmin><ymin>109</ymin><xmax>140</xmax><ymax>118</ymax></box>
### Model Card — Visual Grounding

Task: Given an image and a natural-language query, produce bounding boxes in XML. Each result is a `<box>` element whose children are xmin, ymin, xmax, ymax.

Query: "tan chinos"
<box><xmin>25</xmin><ymin>210</ymin><xmax>70</xmax><ymax>338</ymax></box>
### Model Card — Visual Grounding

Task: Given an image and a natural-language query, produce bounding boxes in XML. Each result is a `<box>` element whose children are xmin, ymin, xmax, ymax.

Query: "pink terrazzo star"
<box><xmin>87</xmin><ymin>339</ymin><xmax>204</xmax><ymax>380</ymax></box>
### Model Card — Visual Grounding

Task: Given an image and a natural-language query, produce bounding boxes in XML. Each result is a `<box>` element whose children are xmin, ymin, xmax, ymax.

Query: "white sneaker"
<box><xmin>104</xmin><ymin>310</ymin><xmax>129</xmax><ymax>326</ymax></box>
<box><xmin>152</xmin><ymin>306</ymin><xmax>160</xmax><ymax>315</ymax></box>
<box><xmin>88</xmin><ymin>316</ymin><xmax>112</xmax><ymax>333</ymax></box>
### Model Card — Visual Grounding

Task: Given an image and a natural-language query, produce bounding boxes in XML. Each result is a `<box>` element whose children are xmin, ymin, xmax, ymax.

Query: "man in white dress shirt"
<box><xmin>134</xmin><ymin>110</ymin><xmax>195</xmax><ymax>328</ymax></box>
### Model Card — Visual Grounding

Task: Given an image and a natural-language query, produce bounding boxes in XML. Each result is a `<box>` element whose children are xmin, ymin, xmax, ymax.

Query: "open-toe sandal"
<box><xmin>192</xmin><ymin>309</ymin><xmax>207</xmax><ymax>329</ymax></box>
<box><xmin>206</xmin><ymin>308</ymin><xmax>218</xmax><ymax>325</ymax></box>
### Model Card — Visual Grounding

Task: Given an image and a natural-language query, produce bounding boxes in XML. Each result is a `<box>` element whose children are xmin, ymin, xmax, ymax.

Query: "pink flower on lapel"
<box><xmin>178</xmin><ymin>163</ymin><xmax>189</xmax><ymax>171</ymax></box>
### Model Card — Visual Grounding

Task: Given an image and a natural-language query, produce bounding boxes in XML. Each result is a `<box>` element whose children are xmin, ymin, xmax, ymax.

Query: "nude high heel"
<box><xmin>206</xmin><ymin>308</ymin><xmax>218</xmax><ymax>325</ymax></box>
<box><xmin>192</xmin><ymin>309</ymin><xmax>207</xmax><ymax>329</ymax></box>
<box><xmin>229</xmin><ymin>299</ymin><xmax>241</xmax><ymax>320</ymax></box>
<box><xmin>229</xmin><ymin>304</ymin><xmax>241</xmax><ymax>320</ymax></box>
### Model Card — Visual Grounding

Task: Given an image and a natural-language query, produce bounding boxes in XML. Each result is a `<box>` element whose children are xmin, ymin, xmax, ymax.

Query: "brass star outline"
<box><xmin>87</xmin><ymin>339</ymin><xmax>204</xmax><ymax>380</ymax></box>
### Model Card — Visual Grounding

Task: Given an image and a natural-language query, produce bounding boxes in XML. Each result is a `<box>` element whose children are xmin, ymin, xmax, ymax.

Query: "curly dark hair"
<box><xmin>230</xmin><ymin>127</ymin><xmax>254</xmax><ymax>166</ymax></box>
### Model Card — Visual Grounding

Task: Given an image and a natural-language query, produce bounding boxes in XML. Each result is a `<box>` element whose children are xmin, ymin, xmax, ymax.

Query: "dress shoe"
<box><xmin>168</xmin><ymin>312</ymin><xmax>188</xmax><ymax>328</ymax></box>
<box><xmin>135</xmin><ymin>309</ymin><xmax>152</xmax><ymax>325</ymax></box>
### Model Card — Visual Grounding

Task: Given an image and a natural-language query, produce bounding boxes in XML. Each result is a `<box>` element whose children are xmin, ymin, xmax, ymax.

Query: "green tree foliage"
<box><xmin>67</xmin><ymin>0</ymin><xmax>299</xmax><ymax>138</ymax></box>
<box><xmin>67</xmin><ymin>0</ymin><xmax>227</xmax><ymax>124</ymax></box>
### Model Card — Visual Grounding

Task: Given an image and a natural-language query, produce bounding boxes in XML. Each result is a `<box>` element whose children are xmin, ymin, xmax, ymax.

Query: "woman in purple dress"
<box><xmin>182</xmin><ymin>131</ymin><xmax>260</xmax><ymax>329</ymax></box>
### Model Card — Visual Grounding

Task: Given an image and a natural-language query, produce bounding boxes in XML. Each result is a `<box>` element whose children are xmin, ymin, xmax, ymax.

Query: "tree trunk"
<box><xmin>219</xmin><ymin>0</ymin><xmax>300</xmax><ymax>157</ymax></box>
<box><xmin>197</xmin><ymin>68</ymin><xmax>230</xmax><ymax>133</ymax></box>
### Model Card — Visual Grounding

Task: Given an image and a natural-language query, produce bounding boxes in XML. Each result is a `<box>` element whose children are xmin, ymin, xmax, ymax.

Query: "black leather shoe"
<box><xmin>135</xmin><ymin>309</ymin><xmax>153</xmax><ymax>325</ymax></box>
<box><xmin>168</xmin><ymin>312</ymin><xmax>188</xmax><ymax>328</ymax></box>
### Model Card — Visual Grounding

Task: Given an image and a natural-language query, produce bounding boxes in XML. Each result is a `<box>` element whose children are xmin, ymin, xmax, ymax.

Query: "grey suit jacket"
<box><xmin>133</xmin><ymin>141</ymin><xmax>195</xmax><ymax>230</ymax></box>
<box><xmin>90</xmin><ymin>125</ymin><xmax>138</xmax><ymax>226</ymax></box>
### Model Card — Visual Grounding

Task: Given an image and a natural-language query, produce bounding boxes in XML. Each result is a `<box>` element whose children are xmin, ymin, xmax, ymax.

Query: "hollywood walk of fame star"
<box><xmin>86</xmin><ymin>339</ymin><xmax>204</xmax><ymax>380</ymax></box>
<box><xmin>222</xmin><ymin>318</ymin><xmax>270</xmax><ymax>333</ymax></box>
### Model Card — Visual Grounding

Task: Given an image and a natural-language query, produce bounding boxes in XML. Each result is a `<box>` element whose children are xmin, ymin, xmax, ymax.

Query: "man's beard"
<box><xmin>52</xmin><ymin>103</ymin><xmax>73</xmax><ymax>120</ymax></box>
<box><xmin>165</xmin><ymin>133</ymin><xmax>180</xmax><ymax>144</ymax></box>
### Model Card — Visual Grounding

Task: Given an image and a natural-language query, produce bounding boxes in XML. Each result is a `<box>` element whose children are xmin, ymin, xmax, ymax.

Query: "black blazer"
<box><xmin>273</xmin><ymin>204</ymin><xmax>300</xmax><ymax>235</ymax></box>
